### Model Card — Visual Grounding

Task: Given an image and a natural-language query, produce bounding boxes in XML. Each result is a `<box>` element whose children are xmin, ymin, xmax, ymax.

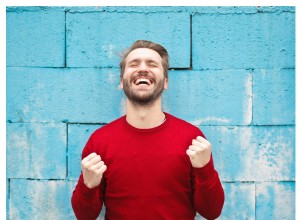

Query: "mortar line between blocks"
<box><xmin>254</xmin><ymin>182</ymin><xmax>257</xmax><ymax>219</ymax></box>
<box><xmin>7</xmin><ymin>179</ymin><xmax>10</xmax><ymax>216</ymax></box>
<box><xmin>64</xmin><ymin>10</ymin><xmax>67</xmax><ymax>68</ymax></box>
<box><xmin>66</xmin><ymin>123</ymin><xmax>69</xmax><ymax>179</ymax></box>
<box><xmin>189</xmin><ymin>14</ymin><xmax>193</xmax><ymax>70</ymax></box>
<box><xmin>251</xmin><ymin>71</ymin><xmax>254</xmax><ymax>126</ymax></box>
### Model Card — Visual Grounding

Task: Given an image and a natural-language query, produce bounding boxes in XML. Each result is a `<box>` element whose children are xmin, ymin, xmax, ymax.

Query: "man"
<box><xmin>71</xmin><ymin>40</ymin><xmax>225</xmax><ymax>220</ymax></box>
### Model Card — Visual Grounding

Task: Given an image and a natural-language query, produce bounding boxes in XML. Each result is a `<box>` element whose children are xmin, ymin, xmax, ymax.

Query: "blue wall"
<box><xmin>6</xmin><ymin>6</ymin><xmax>295</xmax><ymax>219</ymax></box>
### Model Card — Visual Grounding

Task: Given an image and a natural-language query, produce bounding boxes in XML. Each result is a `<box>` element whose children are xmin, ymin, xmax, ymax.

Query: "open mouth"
<box><xmin>133</xmin><ymin>78</ymin><xmax>153</xmax><ymax>86</ymax></box>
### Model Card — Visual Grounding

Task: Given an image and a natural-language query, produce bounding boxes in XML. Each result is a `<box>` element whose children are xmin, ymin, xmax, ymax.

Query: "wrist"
<box><xmin>193</xmin><ymin>155</ymin><xmax>215</xmax><ymax>180</ymax></box>
<box><xmin>83</xmin><ymin>179</ymin><xmax>91</xmax><ymax>188</ymax></box>
<box><xmin>79</xmin><ymin>177</ymin><xmax>98</xmax><ymax>197</ymax></box>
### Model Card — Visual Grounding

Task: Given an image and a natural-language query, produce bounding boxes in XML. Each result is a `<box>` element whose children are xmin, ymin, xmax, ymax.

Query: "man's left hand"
<box><xmin>186</xmin><ymin>136</ymin><xmax>212</xmax><ymax>168</ymax></box>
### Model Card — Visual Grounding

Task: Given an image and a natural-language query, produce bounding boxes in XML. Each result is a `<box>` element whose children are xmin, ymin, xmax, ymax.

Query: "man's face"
<box><xmin>120</xmin><ymin>48</ymin><xmax>168</xmax><ymax>106</ymax></box>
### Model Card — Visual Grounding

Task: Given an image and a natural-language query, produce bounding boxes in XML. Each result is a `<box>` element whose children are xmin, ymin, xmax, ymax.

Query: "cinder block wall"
<box><xmin>6</xmin><ymin>6</ymin><xmax>295</xmax><ymax>219</ymax></box>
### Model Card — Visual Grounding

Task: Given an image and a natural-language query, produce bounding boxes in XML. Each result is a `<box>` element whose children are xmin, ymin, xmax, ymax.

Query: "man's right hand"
<box><xmin>81</xmin><ymin>152</ymin><xmax>107</xmax><ymax>189</ymax></box>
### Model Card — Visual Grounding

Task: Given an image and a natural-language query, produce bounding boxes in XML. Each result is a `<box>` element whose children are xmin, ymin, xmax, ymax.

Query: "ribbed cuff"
<box><xmin>192</xmin><ymin>155</ymin><xmax>215</xmax><ymax>181</ymax></box>
<box><xmin>78</xmin><ymin>178</ymin><xmax>99</xmax><ymax>197</ymax></box>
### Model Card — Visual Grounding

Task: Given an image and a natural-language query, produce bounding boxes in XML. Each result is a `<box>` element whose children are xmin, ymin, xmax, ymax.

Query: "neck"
<box><xmin>125</xmin><ymin>98</ymin><xmax>165</xmax><ymax>129</ymax></box>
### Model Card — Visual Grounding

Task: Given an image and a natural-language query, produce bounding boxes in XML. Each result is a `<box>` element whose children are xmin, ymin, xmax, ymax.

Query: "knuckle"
<box><xmin>81</xmin><ymin>161</ymin><xmax>87</xmax><ymax>167</ymax></box>
<box><xmin>96</xmin><ymin>169</ymin><xmax>103</xmax><ymax>175</ymax></box>
<box><xmin>205</xmin><ymin>143</ymin><xmax>211</xmax><ymax>149</ymax></box>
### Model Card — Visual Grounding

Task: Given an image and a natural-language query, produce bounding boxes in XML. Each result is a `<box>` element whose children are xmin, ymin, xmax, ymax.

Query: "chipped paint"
<box><xmin>244</xmin><ymin>73</ymin><xmax>252</xmax><ymax>125</ymax></box>
<box><xmin>102</xmin><ymin>43</ymin><xmax>116</xmax><ymax>59</ymax></box>
<box><xmin>219</xmin><ymin>182</ymin><xmax>255</xmax><ymax>219</ymax></box>
<box><xmin>22</xmin><ymin>105</ymin><xmax>30</xmax><ymax>115</ymax></box>
<box><xmin>192</xmin><ymin>117</ymin><xmax>230</xmax><ymax>125</ymax></box>
<box><xmin>7</xmin><ymin>131</ymin><xmax>31</xmax><ymax>178</ymax></box>
<box><xmin>253</xmin><ymin>130</ymin><xmax>294</xmax><ymax>181</ymax></box>
<box><xmin>9</xmin><ymin>205</ymin><xmax>21</xmax><ymax>220</ymax></box>
<box><xmin>108</xmin><ymin>71</ymin><xmax>118</xmax><ymax>84</ymax></box>
<box><xmin>6</xmin><ymin>6</ymin><xmax>295</xmax><ymax>220</ymax></box>
<box><xmin>256</xmin><ymin>182</ymin><xmax>295</xmax><ymax>219</ymax></box>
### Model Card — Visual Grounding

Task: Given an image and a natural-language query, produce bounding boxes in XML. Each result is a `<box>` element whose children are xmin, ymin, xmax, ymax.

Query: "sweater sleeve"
<box><xmin>71</xmin><ymin>135</ymin><xmax>105</xmax><ymax>220</ymax></box>
<box><xmin>192</xmin><ymin>155</ymin><xmax>225</xmax><ymax>220</ymax></box>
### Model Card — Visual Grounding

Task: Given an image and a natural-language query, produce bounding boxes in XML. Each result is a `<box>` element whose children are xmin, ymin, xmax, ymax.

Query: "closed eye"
<box><xmin>148</xmin><ymin>62</ymin><xmax>158</xmax><ymax>67</ymax></box>
<box><xmin>128</xmin><ymin>62</ymin><xmax>138</xmax><ymax>67</ymax></box>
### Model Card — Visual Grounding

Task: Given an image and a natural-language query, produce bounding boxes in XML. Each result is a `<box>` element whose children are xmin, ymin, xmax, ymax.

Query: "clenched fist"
<box><xmin>186</xmin><ymin>136</ymin><xmax>212</xmax><ymax>168</ymax></box>
<box><xmin>81</xmin><ymin>152</ymin><xmax>107</xmax><ymax>189</ymax></box>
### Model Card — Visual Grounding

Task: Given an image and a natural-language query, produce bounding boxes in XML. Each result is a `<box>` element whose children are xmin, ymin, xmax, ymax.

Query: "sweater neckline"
<box><xmin>123</xmin><ymin>112</ymin><xmax>170</xmax><ymax>133</ymax></box>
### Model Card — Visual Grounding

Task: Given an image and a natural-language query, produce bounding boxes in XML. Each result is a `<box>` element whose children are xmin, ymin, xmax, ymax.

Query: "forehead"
<box><xmin>125</xmin><ymin>48</ymin><xmax>162</xmax><ymax>63</ymax></box>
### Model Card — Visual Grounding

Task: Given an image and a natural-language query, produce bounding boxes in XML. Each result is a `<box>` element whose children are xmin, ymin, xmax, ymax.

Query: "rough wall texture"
<box><xmin>6</xmin><ymin>6</ymin><xmax>295</xmax><ymax>219</ymax></box>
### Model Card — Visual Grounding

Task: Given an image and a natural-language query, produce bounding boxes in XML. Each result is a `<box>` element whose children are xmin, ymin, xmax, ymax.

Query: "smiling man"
<box><xmin>71</xmin><ymin>40</ymin><xmax>225</xmax><ymax>220</ymax></box>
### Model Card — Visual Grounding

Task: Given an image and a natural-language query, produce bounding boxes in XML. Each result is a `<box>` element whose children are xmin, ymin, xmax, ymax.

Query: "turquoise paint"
<box><xmin>6</xmin><ymin>10</ymin><xmax>65</xmax><ymax>67</ymax></box>
<box><xmin>221</xmin><ymin>183</ymin><xmax>255</xmax><ymax>219</ymax></box>
<box><xmin>164</xmin><ymin>70</ymin><xmax>252</xmax><ymax>125</ymax></box>
<box><xmin>67</xmin><ymin>12</ymin><xmax>190</xmax><ymax>68</ymax></box>
<box><xmin>6</xmin><ymin>123</ymin><xmax>66</xmax><ymax>179</ymax></box>
<box><xmin>6</xmin><ymin>67</ymin><xmax>123</xmax><ymax>123</ymax></box>
<box><xmin>9</xmin><ymin>179</ymin><xmax>76</xmax><ymax>219</ymax></box>
<box><xmin>256</xmin><ymin>182</ymin><xmax>295</xmax><ymax>219</ymax></box>
<box><xmin>253</xmin><ymin>69</ymin><xmax>295</xmax><ymax>125</ymax></box>
<box><xmin>6</xmin><ymin>6</ymin><xmax>295</xmax><ymax>219</ymax></box>
<box><xmin>201</xmin><ymin>126</ymin><xmax>295</xmax><ymax>182</ymax></box>
<box><xmin>192</xmin><ymin>12</ymin><xmax>295</xmax><ymax>70</ymax></box>
<box><xmin>6</xmin><ymin>6</ymin><xmax>295</xmax><ymax>14</ymax></box>
<box><xmin>68</xmin><ymin>124</ymin><xmax>102</xmax><ymax>180</ymax></box>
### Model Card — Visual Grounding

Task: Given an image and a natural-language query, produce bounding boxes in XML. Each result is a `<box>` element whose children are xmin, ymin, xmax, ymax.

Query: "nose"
<box><xmin>138</xmin><ymin>62</ymin><xmax>148</xmax><ymax>73</ymax></box>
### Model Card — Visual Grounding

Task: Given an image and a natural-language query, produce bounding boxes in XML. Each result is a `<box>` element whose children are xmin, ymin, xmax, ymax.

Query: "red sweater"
<box><xmin>71</xmin><ymin>113</ymin><xmax>224</xmax><ymax>220</ymax></box>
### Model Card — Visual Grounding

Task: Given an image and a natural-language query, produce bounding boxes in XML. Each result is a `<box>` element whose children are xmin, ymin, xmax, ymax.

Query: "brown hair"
<box><xmin>119</xmin><ymin>40</ymin><xmax>169</xmax><ymax>78</ymax></box>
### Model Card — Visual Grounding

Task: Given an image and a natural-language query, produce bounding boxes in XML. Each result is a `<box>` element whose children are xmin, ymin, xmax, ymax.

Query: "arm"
<box><xmin>187</xmin><ymin>136</ymin><xmax>225</xmax><ymax>219</ymax></box>
<box><xmin>71</xmin><ymin>137</ymin><xmax>107</xmax><ymax>220</ymax></box>
<box><xmin>192</xmin><ymin>155</ymin><xmax>224</xmax><ymax>219</ymax></box>
<box><xmin>71</xmin><ymin>174</ymin><xmax>105</xmax><ymax>220</ymax></box>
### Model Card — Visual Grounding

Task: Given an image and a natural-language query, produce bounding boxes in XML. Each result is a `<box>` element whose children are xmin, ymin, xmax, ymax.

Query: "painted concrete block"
<box><xmin>163</xmin><ymin>70</ymin><xmax>252</xmax><ymax>125</ymax></box>
<box><xmin>192</xmin><ymin>12</ymin><xmax>295</xmax><ymax>69</ymax></box>
<box><xmin>66</xmin><ymin>12</ymin><xmax>190</xmax><ymax>68</ymax></box>
<box><xmin>253</xmin><ymin>69</ymin><xmax>295</xmax><ymax>125</ymax></box>
<box><xmin>256</xmin><ymin>182</ymin><xmax>295</xmax><ymax>219</ymax></box>
<box><xmin>201</xmin><ymin>126</ymin><xmax>295</xmax><ymax>181</ymax></box>
<box><xmin>9</xmin><ymin>6</ymin><xmax>294</xmax><ymax>14</ymax></box>
<box><xmin>218</xmin><ymin>182</ymin><xmax>255</xmax><ymax>219</ymax></box>
<box><xmin>6</xmin><ymin>7</ymin><xmax>297</xmax><ymax>219</ymax></box>
<box><xmin>9</xmin><ymin>179</ymin><xmax>76</xmax><ymax>220</ymax></box>
<box><xmin>6</xmin><ymin>67</ymin><xmax>123</xmax><ymax>123</ymax></box>
<box><xmin>68</xmin><ymin>124</ymin><xmax>101</xmax><ymax>180</ymax></box>
<box><xmin>195</xmin><ymin>182</ymin><xmax>255</xmax><ymax>219</ymax></box>
<box><xmin>6</xmin><ymin>179</ymin><xmax>9</xmax><ymax>219</ymax></box>
<box><xmin>6</xmin><ymin>123</ymin><xmax>66</xmax><ymax>179</ymax></box>
<box><xmin>6</xmin><ymin>10</ymin><xmax>65</xmax><ymax>67</ymax></box>
<box><xmin>190</xmin><ymin>6</ymin><xmax>295</xmax><ymax>14</ymax></box>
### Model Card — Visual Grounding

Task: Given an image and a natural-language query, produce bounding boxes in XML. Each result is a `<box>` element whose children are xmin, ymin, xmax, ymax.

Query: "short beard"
<box><xmin>122</xmin><ymin>78</ymin><xmax>165</xmax><ymax>107</ymax></box>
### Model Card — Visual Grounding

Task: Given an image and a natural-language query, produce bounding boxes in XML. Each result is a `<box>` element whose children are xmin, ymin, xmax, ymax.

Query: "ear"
<box><xmin>120</xmin><ymin>78</ymin><xmax>124</xmax><ymax>89</ymax></box>
<box><xmin>164</xmin><ymin>78</ymin><xmax>168</xmax><ymax>90</ymax></box>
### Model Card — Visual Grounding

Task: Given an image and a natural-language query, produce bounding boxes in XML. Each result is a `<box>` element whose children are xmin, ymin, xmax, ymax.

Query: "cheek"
<box><xmin>122</xmin><ymin>68</ymin><xmax>135</xmax><ymax>80</ymax></box>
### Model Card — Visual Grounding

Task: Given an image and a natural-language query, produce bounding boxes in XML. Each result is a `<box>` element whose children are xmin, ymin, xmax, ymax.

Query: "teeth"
<box><xmin>135</xmin><ymin>78</ymin><xmax>150</xmax><ymax>85</ymax></box>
